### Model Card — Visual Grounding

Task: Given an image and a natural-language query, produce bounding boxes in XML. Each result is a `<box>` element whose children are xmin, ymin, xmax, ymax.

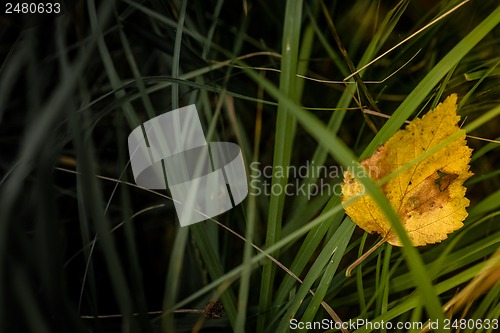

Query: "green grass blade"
<box><xmin>257</xmin><ymin>0</ymin><xmax>303</xmax><ymax>330</ymax></box>
<box><xmin>297</xmin><ymin>221</ymin><xmax>356</xmax><ymax>330</ymax></box>
<box><xmin>362</xmin><ymin>4</ymin><xmax>500</xmax><ymax>159</ymax></box>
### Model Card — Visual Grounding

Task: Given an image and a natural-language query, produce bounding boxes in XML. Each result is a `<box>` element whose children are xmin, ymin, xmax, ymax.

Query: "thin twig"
<box><xmin>343</xmin><ymin>0</ymin><xmax>471</xmax><ymax>81</ymax></box>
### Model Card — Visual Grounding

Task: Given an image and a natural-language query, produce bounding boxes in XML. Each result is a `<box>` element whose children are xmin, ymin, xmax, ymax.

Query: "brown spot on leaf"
<box><xmin>435</xmin><ymin>170</ymin><xmax>458</xmax><ymax>192</ymax></box>
<box><xmin>400</xmin><ymin>171</ymin><xmax>452</xmax><ymax>218</ymax></box>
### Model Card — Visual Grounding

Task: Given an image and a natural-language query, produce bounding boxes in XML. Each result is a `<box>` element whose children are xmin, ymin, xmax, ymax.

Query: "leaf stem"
<box><xmin>346</xmin><ymin>238</ymin><xmax>386</xmax><ymax>277</ymax></box>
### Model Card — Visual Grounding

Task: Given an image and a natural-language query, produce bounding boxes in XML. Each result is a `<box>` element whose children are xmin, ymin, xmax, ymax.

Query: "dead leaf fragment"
<box><xmin>341</xmin><ymin>94</ymin><xmax>473</xmax><ymax>247</ymax></box>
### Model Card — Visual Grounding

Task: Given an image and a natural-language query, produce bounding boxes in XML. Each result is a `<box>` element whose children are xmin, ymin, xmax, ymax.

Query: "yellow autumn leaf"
<box><xmin>341</xmin><ymin>94</ymin><xmax>473</xmax><ymax>247</ymax></box>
